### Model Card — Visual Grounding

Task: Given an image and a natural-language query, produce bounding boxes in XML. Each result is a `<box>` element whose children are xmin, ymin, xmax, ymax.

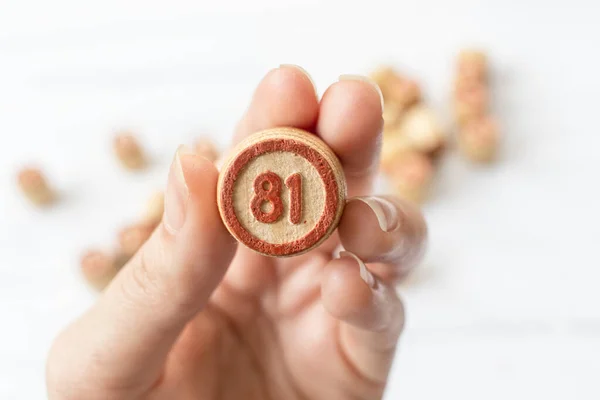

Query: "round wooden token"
<box><xmin>217</xmin><ymin>127</ymin><xmax>347</xmax><ymax>257</ymax></box>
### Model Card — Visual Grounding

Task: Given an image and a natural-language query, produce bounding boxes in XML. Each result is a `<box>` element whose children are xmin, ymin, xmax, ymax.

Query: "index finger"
<box><xmin>233</xmin><ymin>64</ymin><xmax>319</xmax><ymax>143</ymax></box>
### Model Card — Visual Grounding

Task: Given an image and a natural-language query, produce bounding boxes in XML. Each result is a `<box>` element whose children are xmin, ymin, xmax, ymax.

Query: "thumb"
<box><xmin>47</xmin><ymin>147</ymin><xmax>236</xmax><ymax>399</ymax></box>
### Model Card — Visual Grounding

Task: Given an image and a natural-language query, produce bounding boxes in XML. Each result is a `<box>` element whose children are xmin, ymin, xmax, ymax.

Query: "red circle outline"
<box><xmin>221</xmin><ymin>138</ymin><xmax>339</xmax><ymax>256</ymax></box>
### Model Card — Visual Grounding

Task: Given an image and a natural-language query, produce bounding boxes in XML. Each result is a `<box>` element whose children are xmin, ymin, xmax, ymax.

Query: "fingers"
<box><xmin>338</xmin><ymin>195</ymin><xmax>427</xmax><ymax>278</ymax></box>
<box><xmin>235</xmin><ymin>68</ymin><xmax>383</xmax><ymax>197</ymax></box>
<box><xmin>321</xmin><ymin>252</ymin><xmax>404</xmax><ymax>384</ymax></box>
<box><xmin>317</xmin><ymin>76</ymin><xmax>384</xmax><ymax>196</ymax></box>
<box><xmin>47</xmin><ymin>149</ymin><xmax>236</xmax><ymax>399</ymax></box>
<box><xmin>233</xmin><ymin>64</ymin><xmax>319</xmax><ymax>143</ymax></box>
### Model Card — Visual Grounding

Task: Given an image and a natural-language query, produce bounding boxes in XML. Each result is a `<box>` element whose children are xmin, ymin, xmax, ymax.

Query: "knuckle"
<box><xmin>121</xmin><ymin>242</ymin><xmax>197</xmax><ymax>317</ymax></box>
<box><xmin>120</xmin><ymin>250</ymin><xmax>167</xmax><ymax>311</ymax></box>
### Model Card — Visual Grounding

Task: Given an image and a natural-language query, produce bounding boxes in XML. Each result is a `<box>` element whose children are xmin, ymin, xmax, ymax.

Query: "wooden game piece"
<box><xmin>217</xmin><ymin>127</ymin><xmax>347</xmax><ymax>257</ymax></box>
<box><xmin>458</xmin><ymin>116</ymin><xmax>499</xmax><ymax>162</ymax></box>
<box><xmin>453</xmin><ymin>49</ymin><xmax>499</xmax><ymax>163</ymax></box>
<box><xmin>80</xmin><ymin>250</ymin><xmax>118</xmax><ymax>290</ymax></box>
<box><xmin>142</xmin><ymin>191</ymin><xmax>164</xmax><ymax>225</ymax></box>
<box><xmin>457</xmin><ymin>49</ymin><xmax>488</xmax><ymax>82</ymax></box>
<box><xmin>17</xmin><ymin>167</ymin><xmax>55</xmax><ymax>206</ymax></box>
<box><xmin>454</xmin><ymin>74</ymin><xmax>482</xmax><ymax>94</ymax></box>
<box><xmin>453</xmin><ymin>81</ymin><xmax>488</xmax><ymax>126</ymax></box>
<box><xmin>114</xmin><ymin>132</ymin><xmax>146</xmax><ymax>170</ymax></box>
<box><xmin>398</xmin><ymin>106</ymin><xmax>447</xmax><ymax>155</ymax></box>
<box><xmin>369</xmin><ymin>66</ymin><xmax>396</xmax><ymax>90</ymax></box>
<box><xmin>118</xmin><ymin>223</ymin><xmax>156</xmax><ymax>257</ymax></box>
<box><xmin>386</xmin><ymin>152</ymin><xmax>434</xmax><ymax>204</ymax></box>
<box><xmin>194</xmin><ymin>137</ymin><xmax>219</xmax><ymax>163</ymax></box>
<box><xmin>370</xmin><ymin>66</ymin><xmax>421</xmax><ymax>111</ymax></box>
<box><xmin>380</xmin><ymin>131</ymin><xmax>411</xmax><ymax>173</ymax></box>
<box><xmin>381</xmin><ymin>105</ymin><xmax>446</xmax><ymax>171</ymax></box>
<box><xmin>386</xmin><ymin>74</ymin><xmax>421</xmax><ymax>110</ymax></box>
<box><xmin>382</xmin><ymin>100</ymin><xmax>404</xmax><ymax>129</ymax></box>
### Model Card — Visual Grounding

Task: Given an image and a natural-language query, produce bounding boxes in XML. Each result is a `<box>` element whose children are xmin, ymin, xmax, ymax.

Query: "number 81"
<box><xmin>250</xmin><ymin>171</ymin><xmax>302</xmax><ymax>225</ymax></box>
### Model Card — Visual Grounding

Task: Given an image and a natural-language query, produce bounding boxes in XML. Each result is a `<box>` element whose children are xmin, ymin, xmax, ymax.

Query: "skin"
<box><xmin>46</xmin><ymin>66</ymin><xmax>427</xmax><ymax>400</ymax></box>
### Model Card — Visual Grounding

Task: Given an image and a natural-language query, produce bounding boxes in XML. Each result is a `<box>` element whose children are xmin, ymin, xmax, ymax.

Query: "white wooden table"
<box><xmin>1</xmin><ymin>1</ymin><xmax>599</xmax><ymax>398</ymax></box>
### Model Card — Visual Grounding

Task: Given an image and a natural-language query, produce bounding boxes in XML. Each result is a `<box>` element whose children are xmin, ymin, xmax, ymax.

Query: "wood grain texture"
<box><xmin>217</xmin><ymin>127</ymin><xmax>346</xmax><ymax>257</ymax></box>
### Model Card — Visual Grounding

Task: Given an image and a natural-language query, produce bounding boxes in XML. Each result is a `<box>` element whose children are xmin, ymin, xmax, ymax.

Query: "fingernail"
<box><xmin>347</xmin><ymin>196</ymin><xmax>400</xmax><ymax>233</ymax></box>
<box><xmin>338</xmin><ymin>74</ymin><xmax>384</xmax><ymax>111</ymax></box>
<box><xmin>339</xmin><ymin>251</ymin><xmax>376</xmax><ymax>288</ymax></box>
<box><xmin>280</xmin><ymin>64</ymin><xmax>317</xmax><ymax>97</ymax></box>
<box><xmin>164</xmin><ymin>145</ymin><xmax>193</xmax><ymax>235</ymax></box>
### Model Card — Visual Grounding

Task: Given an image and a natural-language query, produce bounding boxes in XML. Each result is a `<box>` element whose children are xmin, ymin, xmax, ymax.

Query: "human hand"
<box><xmin>46</xmin><ymin>65</ymin><xmax>427</xmax><ymax>400</ymax></box>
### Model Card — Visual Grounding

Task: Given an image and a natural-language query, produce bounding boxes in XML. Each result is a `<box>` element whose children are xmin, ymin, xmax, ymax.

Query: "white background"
<box><xmin>1</xmin><ymin>0</ymin><xmax>599</xmax><ymax>398</ymax></box>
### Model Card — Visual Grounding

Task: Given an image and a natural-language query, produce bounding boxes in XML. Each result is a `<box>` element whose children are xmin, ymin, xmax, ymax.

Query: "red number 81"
<box><xmin>250</xmin><ymin>171</ymin><xmax>302</xmax><ymax>225</ymax></box>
